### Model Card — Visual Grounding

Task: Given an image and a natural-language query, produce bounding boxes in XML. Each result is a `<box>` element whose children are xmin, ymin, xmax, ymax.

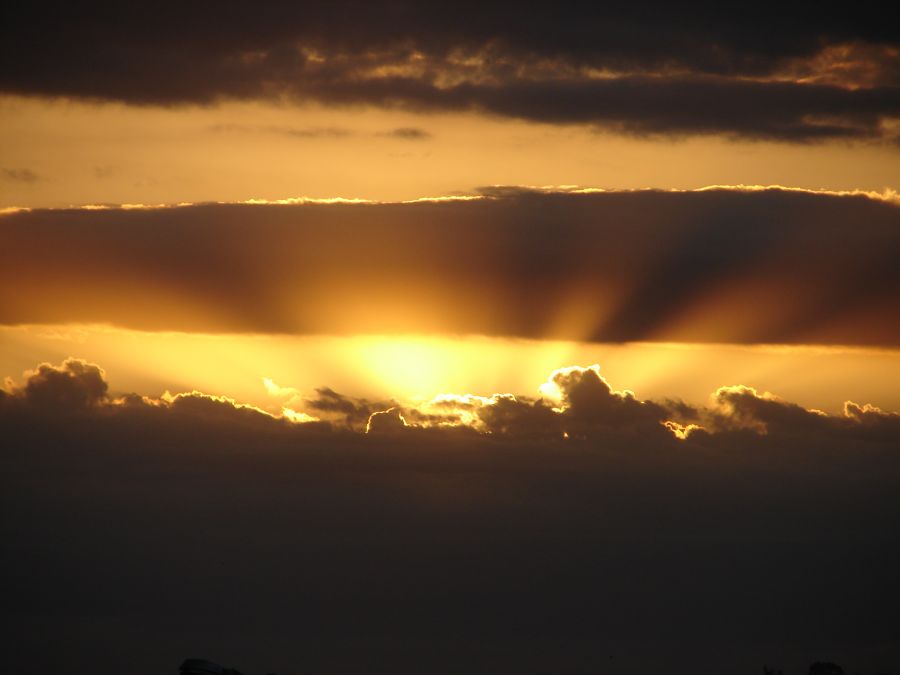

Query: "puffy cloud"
<box><xmin>0</xmin><ymin>360</ymin><xmax>326</xmax><ymax>435</ymax></box>
<box><xmin>542</xmin><ymin>364</ymin><xmax>668</xmax><ymax>434</ymax></box>
<box><xmin>161</xmin><ymin>390</ymin><xmax>290</xmax><ymax>430</ymax></box>
<box><xmin>709</xmin><ymin>385</ymin><xmax>824</xmax><ymax>434</ymax></box>
<box><xmin>2</xmin><ymin>188</ymin><xmax>897</xmax><ymax>347</ymax></box>
<box><xmin>705</xmin><ymin>385</ymin><xmax>900</xmax><ymax>443</ymax></box>
<box><xmin>472</xmin><ymin>394</ymin><xmax>560</xmax><ymax>438</ymax></box>
<box><xmin>2</xmin><ymin>358</ymin><xmax>108</xmax><ymax>410</ymax></box>
<box><xmin>843</xmin><ymin>400</ymin><xmax>899</xmax><ymax>424</ymax></box>
<box><xmin>3</xmin><ymin>358</ymin><xmax>898</xmax><ymax>449</ymax></box>
<box><xmin>366</xmin><ymin>407</ymin><xmax>409</xmax><ymax>434</ymax></box>
<box><xmin>842</xmin><ymin>401</ymin><xmax>900</xmax><ymax>441</ymax></box>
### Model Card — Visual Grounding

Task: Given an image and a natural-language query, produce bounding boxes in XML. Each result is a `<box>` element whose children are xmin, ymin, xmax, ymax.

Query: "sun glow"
<box><xmin>354</xmin><ymin>337</ymin><xmax>455</xmax><ymax>400</ymax></box>
<box><xmin>1</xmin><ymin>325</ymin><xmax>899</xmax><ymax>415</ymax></box>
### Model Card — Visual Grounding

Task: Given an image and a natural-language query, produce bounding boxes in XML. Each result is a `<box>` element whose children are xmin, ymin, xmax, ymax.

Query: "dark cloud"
<box><xmin>302</xmin><ymin>74</ymin><xmax>900</xmax><ymax>142</ymax></box>
<box><xmin>2</xmin><ymin>358</ymin><xmax>900</xmax><ymax>674</ymax></box>
<box><xmin>274</xmin><ymin>126</ymin><xmax>354</xmax><ymax>139</ymax></box>
<box><xmin>425</xmin><ymin>366</ymin><xmax>672</xmax><ymax>440</ymax></box>
<box><xmin>2</xmin><ymin>168</ymin><xmax>41</xmax><ymax>183</ymax></box>
<box><xmin>5</xmin><ymin>356</ymin><xmax>898</xmax><ymax>448</ymax></box>
<box><xmin>473</xmin><ymin>394</ymin><xmax>560</xmax><ymax>438</ymax></box>
<box><xmin>1</xmin><ymin>187</ymin><xmax>897</xmax><ymax>346</ymax></box>
<box><xmin>3</xmin><ymin>358</ymin><xmax>108</xmax><ymax>410</ymax></box>
<box><xmin>210</xmin><ymin>123</ymin><xmax>431</xmax><ymax>140</ymax></box>
<box><xmin>209</xmin><ymin>123</ymin><xmax>356</xmax><ymax>138</ymax></box>
<box><xmin>302</xmin><ymin>387</ymin><xmax>395</xmax><ymax>431</ymax></box>
<box><xmin>365</xmin><ymin>406</ymin><xmax>410</xmax><ymax>433</ymax></box>
<box><xmin>380</xmin><ymin>127</ymin><xmax>432</xmax><ymax>140</ymax></box>
<box><xmin>1</xmin><ymin>1</ymin><xmax>897</xmax><ymax>141</ymax></box>
<box><xmin>709</xmin><ymin>384</ymin><xmax>829</xmax><ymax>434</ymax></box>
<box><xmin>549</xmin><ymin>365</ymin><xmax>668</xmax><ymax>434</ymax></box>
<box><xmin>704</xmin><ymin>384</ymin><xmax>900</xmax><ymax>442</ymax></box>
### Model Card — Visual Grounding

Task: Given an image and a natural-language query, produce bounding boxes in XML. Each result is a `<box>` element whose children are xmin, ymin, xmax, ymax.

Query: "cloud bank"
<box><xmin>3</xmin><ymin>357</ymin><xmax>898</xmax><ymax>448</ymax></box>
<box><xmin>2</xmin><ymin>187</ymin><xmax>897</xmax><ymax>346</ymax></box>
<box><xmin>3</xmin><ymin>358</ymin><xmax>900</xmax><ymax>674</ymax></box>
<box><xmin>1</xmin><ymin>1</ymin><xmax>898</xmax><ymax>141</ymax></box>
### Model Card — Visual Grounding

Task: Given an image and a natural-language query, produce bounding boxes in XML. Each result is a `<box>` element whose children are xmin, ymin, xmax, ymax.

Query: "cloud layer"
<box><xmin>2</xmin><ymin>1</ymin><xmax>898</xmax><ymax>141</ymax></box>
<box><xmin>2</xmin><ymin>187</ymin><xmax>898</xmax><ymax>346</ymax></box>
<box><xmin>3</xmin><ymin>357</ymin><xmax>899</xmax><ymax>450</ymax></box>
<box><xmin>3</xmin><ymin>358</ymin><xmax>900</xmax><ymax>674</ymax></box>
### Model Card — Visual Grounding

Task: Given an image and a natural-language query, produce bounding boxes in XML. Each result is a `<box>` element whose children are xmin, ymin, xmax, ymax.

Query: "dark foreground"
<box><xmin>3</xmin><ymin>409</ymin><xmax>899</xmax><ymax>674</ymax></box>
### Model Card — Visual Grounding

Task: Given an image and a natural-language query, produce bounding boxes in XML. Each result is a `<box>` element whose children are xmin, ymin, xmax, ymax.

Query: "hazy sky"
<box><xmin>2</xmin><ymin>3</ymin><xmax>899</xmax><ymax>674</ymax></box>
<box><xmin>2</xmin><ymin>96</ymin><xmax>899</xmax><ymax>209</ymax></box>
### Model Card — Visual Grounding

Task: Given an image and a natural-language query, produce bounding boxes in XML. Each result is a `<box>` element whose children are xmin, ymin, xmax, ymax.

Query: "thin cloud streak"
<box><xmin>208</xmin><ymin>123</ymin><xmax>433</xmax><ymax>140</ymax></box>
<box><xmin>2</xmin><ymin>167</ymin><xmax>41</xmax><ymax>183</ymax></box>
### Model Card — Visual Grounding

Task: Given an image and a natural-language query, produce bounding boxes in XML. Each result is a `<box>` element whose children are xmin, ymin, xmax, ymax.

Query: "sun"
<box><xmin>354</xmin><ymin>336</ymin><xmax>456</xmax><ymax>400</ymax></box>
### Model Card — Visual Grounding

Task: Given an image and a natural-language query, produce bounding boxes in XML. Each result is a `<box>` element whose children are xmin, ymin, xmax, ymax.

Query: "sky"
<box><xmin>2</xmin><ymin>3</ymin><xmax>899</xmax><ymax>675</ymax></box>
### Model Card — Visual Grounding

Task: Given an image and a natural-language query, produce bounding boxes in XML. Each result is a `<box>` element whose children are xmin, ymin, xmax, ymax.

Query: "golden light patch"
<box><xmin>353</xmin><ymin>336</ymin><xmax>455</xmax><ymax>400</ymax></box>
<box><xmin>1</xmin><ymin>324</ymin><xmax>898</xmax><ymax>415</ymax></box>
<box><xmin>3</xmin><ymin>96</ymin><xmax>898</xmax><ymax>211</ymax></box>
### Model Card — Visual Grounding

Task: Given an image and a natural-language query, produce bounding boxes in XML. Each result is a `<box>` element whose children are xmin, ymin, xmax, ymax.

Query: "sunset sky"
<box><xmin>2</xmin><ymin>3</ymin><xmax>899</xmax><ymax>675</ymax></box>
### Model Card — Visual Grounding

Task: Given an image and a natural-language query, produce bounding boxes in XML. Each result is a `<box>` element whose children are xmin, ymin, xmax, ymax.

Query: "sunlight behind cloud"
<box><xmin>354</xmin><ymin>336</ymin><xmax>457</xmax><ymax>400</ymax></box>
<box><xmin>1</xmin><ymin>325</ymin><xmax>899</xmax><ymax>415</ymax></box>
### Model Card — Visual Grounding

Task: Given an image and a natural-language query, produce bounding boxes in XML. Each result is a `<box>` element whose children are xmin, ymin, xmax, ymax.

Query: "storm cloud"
<box><xmin>1</xmin><ymin>1</ymin><xmax>898</xmax><ymax>141</ymax></box>
<box><xmin>1</xmin><ymin>187</ymin><xmax>897</xmax><ymax>346</ymax></box>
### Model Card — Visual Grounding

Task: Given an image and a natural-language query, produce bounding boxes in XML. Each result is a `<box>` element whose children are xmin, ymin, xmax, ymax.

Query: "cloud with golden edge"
<box><xmin>3</xmin><ymin>358</ymin><xmax>899</xmax><ymax>447</ymax></box>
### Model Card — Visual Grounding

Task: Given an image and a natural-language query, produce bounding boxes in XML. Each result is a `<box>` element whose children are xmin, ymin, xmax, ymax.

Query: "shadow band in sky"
<box><xmin>1</xmin><ymin>188</ymin><xmax>898</xmax><ymax>346</ymax></box>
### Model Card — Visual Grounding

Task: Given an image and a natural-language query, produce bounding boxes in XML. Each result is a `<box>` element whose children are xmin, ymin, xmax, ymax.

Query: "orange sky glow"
<box><xmin>4</xmin><ymin>6</ymin><xmax>900</xmax><ymax>674</ymax></box>
<box><xmin>2</xmin><ymin>94</ymin><xmax>897</xmax><ymax>416</ymax></box>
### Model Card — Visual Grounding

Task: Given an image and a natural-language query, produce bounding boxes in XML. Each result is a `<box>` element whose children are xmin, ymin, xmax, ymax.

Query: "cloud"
<box><xmin>412</xmin><ymin>391</ymin><xmax>561</xmax><ymax>438</ymax></box>
<box><xmin>379</xmin><ymin>127</ymin><xmax>432</xmax><ymax>140</ymax></box>
<box><xmin>302</xmin><ymin>73</ymin><xmax>900</xmax><ymax>142</ymax></box>
<box><xmin>93</xmin><ymin>165</ymin><xmax>115</xmax><ymax>179</ymax></box>
<box><xmin>298</xmin><ymin>387</ymin><xmax>394</xmax><ymax>431</ymax></box>
<box><xmin>709</xmin><ymin>384</ymin><xmax>826</xmax><ymax>434</ymax></box>
<box><xmin>210</xmin><ymin>123</ymin><xmax>432</xmax><ymax>140</ymax></box>
<box><xmin>2</xmin><ymin>358</ymin><xmax>108</xmax><ymax>410</ymax></box>
<box><xmin>5</xmin><ymin>357</ymin><xmax>897</xmax><ymax>446</ymax></box>
<box><xmin>273</xmin><ymin>126</ymin><xmax>354</xmax><ymax>139</ymax></box>
<box><xmin>1</xmin><ymin>2</ymin><xmax>897</xmax><ymax>141</ymax></box>
<box><xmin>704</xmin><ymin>383</ymin><xmax>900</xmax><ymax>442</ymax></box>
<box><xmin>209</xmin><ymin>123</ymin><xmax>356</xmax><ymax>139</ymax></box>
<box><xmin>2</xmin><ymin>168</ymin><xmax>41</xmax><ymax>183</ymax></box>
<box><xmin>1</xmin><ymin>187</ymin><xmax>897</xmax><ymax>347</ymax></box>
<box><xmin>544</xmin><ymin>365</ymin><xmax>668</xmax><ymax>434</ymax></box>
<box><xmin>366</xmin><ymin>406</ymin><xmax>409</xmax><ymax>433</ymax></box>
<box><xmin>3</xmin><ymin>357</ymin><xmax>900</xmax><ymax>674</ymax></box>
